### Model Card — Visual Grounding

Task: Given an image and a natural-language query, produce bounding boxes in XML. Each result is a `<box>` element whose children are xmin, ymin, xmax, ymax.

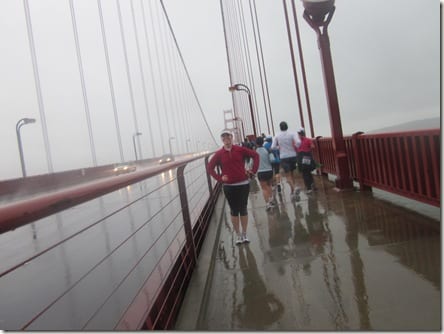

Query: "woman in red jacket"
<box><xmin>207</xmin><ymin>130</ymin><xmax>259</xmax><ymax>245</ymax></box>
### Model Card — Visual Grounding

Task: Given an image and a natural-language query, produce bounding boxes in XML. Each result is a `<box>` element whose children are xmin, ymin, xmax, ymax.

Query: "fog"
<box><xmin>0</xmin><ymin>0</ymin><xmax>440</xmax><ymax>180</ymax></box>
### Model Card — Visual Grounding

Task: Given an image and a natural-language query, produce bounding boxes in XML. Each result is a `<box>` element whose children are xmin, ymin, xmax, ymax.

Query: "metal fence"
<box><xmin>0</xmin><ymin>154</ymin><xmax>220</xmax><ymax>330</ymax></box>
<box><xmin>313</xmin><ymin>129</ymin><xmax>440</xmax><ymax>207</ymax></box>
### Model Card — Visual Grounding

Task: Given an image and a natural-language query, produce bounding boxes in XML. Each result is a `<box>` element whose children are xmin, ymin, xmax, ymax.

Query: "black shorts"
<box><xmin>280</xmin><ymin>156</ymin><xmax>297</xmax><ymax>173</ymax></box>
<box><xmin>257</xmin><ymin>170</ymin><xmax>273</xmax><ymax>181</ymax></box>
<box><xmin>223</xmin><ymin>183</ymin><xmax>250</xmax><ymax>216</ymax></box>
<box><xmin>271</xmin><ymin>163</ymin><xmax>280</xmax><ymax>174</ymax></box>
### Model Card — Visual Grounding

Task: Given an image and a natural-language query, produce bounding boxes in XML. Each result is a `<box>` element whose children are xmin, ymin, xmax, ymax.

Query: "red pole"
<box><xmin>303</xmin><ymin>6</ymin><xmax>353</xmax><ymax>190</ymax></box>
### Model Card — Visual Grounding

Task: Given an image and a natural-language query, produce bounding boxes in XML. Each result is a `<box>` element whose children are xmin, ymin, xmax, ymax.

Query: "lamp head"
<box><xmin>23</xmin><ymin>118</ymin><xmax>36</xmax><ymax>124</ymax></box>
<box><xmin>302</xmin><ymin>0</ymin><xmax>335</xmax><ymax>24</ymax></box>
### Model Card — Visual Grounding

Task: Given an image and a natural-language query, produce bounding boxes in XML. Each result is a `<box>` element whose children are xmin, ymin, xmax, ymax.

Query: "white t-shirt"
<box><xmin>271</xmin><ymin>130</ymin><xmax>300</xmax><ymax>159</ymax></box>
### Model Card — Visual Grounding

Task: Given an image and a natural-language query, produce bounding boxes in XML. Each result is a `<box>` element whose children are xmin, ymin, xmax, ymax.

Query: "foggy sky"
<box><xmin>1</xmin><ymin>0</ymin><xmax>440</xmax><ymax>180</ymax></box>
<box><xmin>163</xmin><ymin>0</ymin><xmax>440</xmax><ymax>137</ymax></box>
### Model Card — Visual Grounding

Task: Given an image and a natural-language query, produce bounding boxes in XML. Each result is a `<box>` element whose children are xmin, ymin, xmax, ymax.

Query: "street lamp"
<box><xmin>233</xmin><ymin>116</ymin><xmax>246</xmax><ymax>141</ymax></box>
<box><xmin>301</xmin><ymin>0</ymin><xmax>353</xmax><ymax>190</ymax></box>
<box><xmin>16</xmin><ymin>117</ymin><xmax>36</xmax><ymax>177</ymax></box>
<box><xmin>168</xmin><ymin>136</ymin><xmax>176</xmax><ymax>154</ymax></box>
<box><xmin>186</xmin><ymin>138</ymin><xmax>191</xmax><ymax>153</ymax></box>
<box><xmin>132</xmin><ymin>132</ymin><xmax>142</xmax><ymax>161</ymax></box>
<box><xmin>228</xmin><ymin>83</ymin><xmax>257</xmax><ymax>138</ymax></box>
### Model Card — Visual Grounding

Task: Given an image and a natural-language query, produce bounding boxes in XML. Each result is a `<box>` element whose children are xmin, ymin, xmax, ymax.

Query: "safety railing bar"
<box><xmin>116</xmin><ymin>222</ymin><xmax>189</xmax><ymax>330</ymax></box>
<box><xmin>428</xmin><ymin>135</ymin><xmax>440</xmax><ymax>198</ymax></box>
<box><xmin>21</xmin><ymin>195</ymin><xmax>182</xmax><ymax>329</ymax></box>
<box><xmin>189</xmin><ymin>189</ymin><xmax>211</xmax><ymax>221</ymax></box>
<box><xmin>151</xmin><ymin>239</ymin><xmax>195</xmax><ymax>329</ymax></box>
<box><xmin>151</xmin><ymin>184</ymin><xmax>220</xmax><ymax>329</ymax></box>
<box><xmin>396</xmin><ymin>137</ymin><xmax>407</xmax><ymax>191</ymax></box>
<box><xmin>380</xmin><ymin>138</ymin><xmax>389</xmax><ymax>186</ymax></box>
<box><xmin>82</xmin><ymin>209</ymin><xmax>185</xmax><ymax>329</ymax></box>
<box><xmin>0</xmin><ymin>154</ymin><xmax>212</xmax><ymax>235</ymax></box>
<box><xmin>390</xmin><ymin>137</ymin><xmax>400</xmax><ymax>190</ymax></box>
<box><xmin>411</xmin><ymin>136</ymin><xmax>423</xmax><ymax>196</ymax></box>
<box><xmin>0</xmin><ymin>180</ymin><xmax>180</xmax><ymax>279</ymax></box>
<box><xmin>183</xmin><ymin>161</ymin><xmax>206</xmax><ymax>174</ymax></box>
<box><xmin>182</xmin><ymin>171</ymin><xmax>209</xmax><ymax>193</ymax></box>
<box><xmin>403</xmin><ymin>137</ymin><xmax>415</xmax><ymax>194</ymax></box>
<box><xmin>419</xmin><ymin>136</ymin><xmax>432</xmax><ymax>198</ymax></box>
<box><xmin>357</xmin><ymin>128</ymin><xmax>439</xmax><ymax>138</ymax></box>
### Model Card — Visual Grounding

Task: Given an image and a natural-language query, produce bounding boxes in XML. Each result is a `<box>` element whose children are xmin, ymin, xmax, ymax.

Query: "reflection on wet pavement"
<box><xmin>199</xmin><ymin>176</ymin><xmax>440</xmax><ymax>330</ymax></box>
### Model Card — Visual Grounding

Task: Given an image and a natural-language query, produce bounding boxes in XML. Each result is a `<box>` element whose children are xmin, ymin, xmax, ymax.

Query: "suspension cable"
<box><xmin>97</xmin><ymin>0</ymin><xmax>124</xmax><ymax>162</ymax></box>
<box><xmin>23</xmin><ymin>0</ymin><xmax>54</xmax><ymax>172</ymax></box>
<box><xmin>116</xmin><ymin>0</ymin><xmax>142</xmax><ymax>159</ymax></box>
<box><xmin>69</xmin><ymin>0</ymin><xmax>97</xmax><ymax>166</ymax></box>
<box><xmin>160</xmin><ymin>0</ymin><xmax>218</xmax><ymax>145</ymax></box>
<box><xmin>129</xmin><ymin>0</ymin><xmax>156</xmax><ymax>156</ymax></box>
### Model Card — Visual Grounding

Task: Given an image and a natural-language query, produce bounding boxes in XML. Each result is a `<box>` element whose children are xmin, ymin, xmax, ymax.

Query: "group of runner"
<box><xmin>206</xmin><ymin>121</ymin><xmax>316</xmax><ymax>245</ymax></box>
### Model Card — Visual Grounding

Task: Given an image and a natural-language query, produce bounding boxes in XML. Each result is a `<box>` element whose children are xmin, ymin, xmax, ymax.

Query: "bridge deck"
<box><xmin>176</xmin><ymin>174</ymin><xmax>440</xmax><ymax>331</ymax></box>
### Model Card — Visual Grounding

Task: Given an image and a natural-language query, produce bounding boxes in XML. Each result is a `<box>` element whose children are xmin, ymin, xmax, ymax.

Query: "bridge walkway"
<box><xmin>176</xmin><ymin>174</ymin><xmax>440</xmax><ymax>331</ymax></box>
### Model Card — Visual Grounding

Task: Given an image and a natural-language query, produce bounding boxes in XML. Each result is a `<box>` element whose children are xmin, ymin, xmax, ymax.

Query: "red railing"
<box><xmin>0</xmin><ymin>154</ymin><xmax>221</xmax><ymax>330</ymax></box>
<box><xmin>313</xmin><ymin>129</ymin><xmax>440</xmax><ymax>207</ymax></box>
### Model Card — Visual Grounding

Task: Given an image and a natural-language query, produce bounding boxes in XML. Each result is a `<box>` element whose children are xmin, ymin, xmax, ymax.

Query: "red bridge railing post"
<box><xmin>352</xmin><ymin>131</ymin><xmax>371</xmax><ymax>192</ymax></box>
<box><xmin>176</xmin><ymin>164</ymin><xmax>197</xmax><ymax>265</ymax></box>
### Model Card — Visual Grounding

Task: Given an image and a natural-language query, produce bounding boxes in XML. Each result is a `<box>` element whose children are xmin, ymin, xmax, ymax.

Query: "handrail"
<box><xmin>312</xmin><ymin>129</ymin><xmax>440</xmax><ymax>206</ymax></box>
<box><xmin>0</xmin><ymin>152</ymin><xmax>221</xmax><ymax>330</ymax></box>
<box><xmin>0</xmin><ymin>153</ymin><xmax>212</xmax><ymax>235</ymax></box>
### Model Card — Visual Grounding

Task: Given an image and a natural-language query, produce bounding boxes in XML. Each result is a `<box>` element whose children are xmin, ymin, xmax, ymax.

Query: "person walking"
<box><xmin>271</xmin><ymin>121</ymin><xmax>301</xmax><ymax>200</ymax></box>
<box><xmin>255</xmin><ymin>136</ymin><xmax>275</xmax><ymax>211</ymax></box>
<box><xmin>296</xmin><ymin>127</ymin><xmax>316</xmax><ymax>193</ymax></box>
<box><xmin>264</xmin><ymin>136</ymin><xmax>282</xmax><ymax>193</ymax></box>
<box><xmin>207</xmin><ymin>130</ymin><xmax>259</xmax><ymax>245</ymax></box>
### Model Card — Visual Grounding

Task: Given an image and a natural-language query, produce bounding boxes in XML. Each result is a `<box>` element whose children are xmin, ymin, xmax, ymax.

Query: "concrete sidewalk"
<box><xmin>175</xmin><ymin>175</ymin><xmax>440</xmax><ymax>331</ymax></box>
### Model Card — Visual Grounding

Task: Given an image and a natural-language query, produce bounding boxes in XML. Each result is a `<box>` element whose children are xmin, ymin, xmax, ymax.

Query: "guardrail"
<box><xmin>0</xmin><ymin>153</ymin><xmax>220</xmax><ymax>330</ymax></box>
<box><xmin>313</xmin><ymin>129</ymin><xmax>440</xmax><ymax>207</ymax></box>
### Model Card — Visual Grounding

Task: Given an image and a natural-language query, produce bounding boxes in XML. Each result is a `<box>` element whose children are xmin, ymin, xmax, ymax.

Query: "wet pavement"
<box><xmin>180</xmin><ymin>175</ymin><xmax>441</xmax><ymax>331</ymax></box>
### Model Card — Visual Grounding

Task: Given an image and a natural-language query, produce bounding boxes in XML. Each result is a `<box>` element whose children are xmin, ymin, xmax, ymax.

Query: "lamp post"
<box><xmin>168</xmin><ymin>136</ymin><xmax>175</xmax><ymax>154</ymax></box>
<box><xmin>16</xmin><ymin>117</ymin><xmax>36</xmax><ymax>177</ymax></box>
<box><xmin>185</xmin><ymin>138</ymin><xmax>191</xmax><ymax>153</ymax></box>
<box><xmin>132</xmin><ymin>132</ymin><xmax>142</xmax><ymax>161</ymax></box>
<box><xmin>301</xmin><ymin>0</ymin><xmax>352</xmax><ymax>190</ymax></box>
<box><xmin>233</xmin><ymin>116</ymin><xmax>246</xmax><ymax>142</ymax></box>
<box><xmin>228</xmin><ymin>83</ymin><xmax>257</xmax><ymax>138</ymax></box>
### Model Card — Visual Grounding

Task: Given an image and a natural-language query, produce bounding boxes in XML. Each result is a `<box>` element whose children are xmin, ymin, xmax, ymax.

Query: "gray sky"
<box><xmin>0</xmin><ymin>0</ymin><xmax>440</xmax><ymax>180</ymax></box>
<box><xmin>163</xmin><ymin>0</ymin><xmax>440</xmax><ymax>136</ymax></box>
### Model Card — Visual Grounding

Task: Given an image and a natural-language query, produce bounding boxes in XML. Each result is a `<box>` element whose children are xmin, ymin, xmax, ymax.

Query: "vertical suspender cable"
<box><xmin>97</xmin><ymin>0</ymin><xmax>124</xmax><ymax>162</ymax></box>
<box><xmin>251</xmin><ymin>0</ymin><xmax>275</xmax><ymax>135</ymax></box>
<box><xmin>282</xmin><ymin>0</ymin><xmax>305</xmax><ymax>128</ymax></box>
<box><xmin>290</xmin><ymin>0</ymin><xmax>314</xmax><ymax>137</ymax></box>
<box><xmin>245</xmin><ymin>0</ymin><xmax>270</xmax><ymax>135</ymax></box>
<box><xmin>156</xmin><ymin>1</ymin><xmax>174</xmax><ymax>142</ymax></box>
<box><xmin>23</xmin><ymin>0</ymin><xmax>54</xmax><ymax>173</ymax></box>
<box><xmin>237</xmin><ymin>0</ymin><xmax>262</xmax><ymax>135</ymax></box>
<box><xmin>142</xmin><ymin>0</ymin><xmax>166</xmax><ymax>154</ymax></box>
<box><xmin>220</xmin><ymin>0</ymin><xmax>238</xmax><ymax>124</ymax></box>
<box><xmin>160</xmin><ymin>4</ymin><xmax>182</xmax><ymax>152</ymax></box>
<box><xmin>160</xmin><ymin>0</ymin><xmax>218</xmax><ymax>145</ymax></box>
<box><xmin>148</xmin><ymin>0</ymin><xmax>171</xmax><ymax>150</ymax></box>
<box><xmin>130</xmin><ymin>0</ymin><xmax>156</xmax><ymax>156</ymax></box>
<box><xmin>228</xmin><ymin>1</ymin><xmax>250</xmax><ymax>134</ymax></box>
<box><xmin>116</xmin><ymin>0</ymin><xmax>142</xmax><ymax>159</ymax></box>
<box><xmin>69</xmin><ymin>0</ymin><xmax>97</xmax><ymax>166</ymax></box>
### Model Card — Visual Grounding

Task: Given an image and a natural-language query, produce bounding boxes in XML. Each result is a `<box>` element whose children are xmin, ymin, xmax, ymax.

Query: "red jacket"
<box><xmin>297</xmin><ymin>137</ymin><xmax>313</xmax><ymax>153</ymax></box>
<box><xmin>207</xmin><ymin>145</ymin><xmax>259</xmax><ymax>184</ymax></box>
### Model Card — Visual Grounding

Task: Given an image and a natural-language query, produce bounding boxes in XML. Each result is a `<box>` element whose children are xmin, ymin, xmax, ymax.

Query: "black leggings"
<box><xmin>223</xmin><ymin>183</ymin><xmax>250</xmax><ymax>216</ymax></box>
